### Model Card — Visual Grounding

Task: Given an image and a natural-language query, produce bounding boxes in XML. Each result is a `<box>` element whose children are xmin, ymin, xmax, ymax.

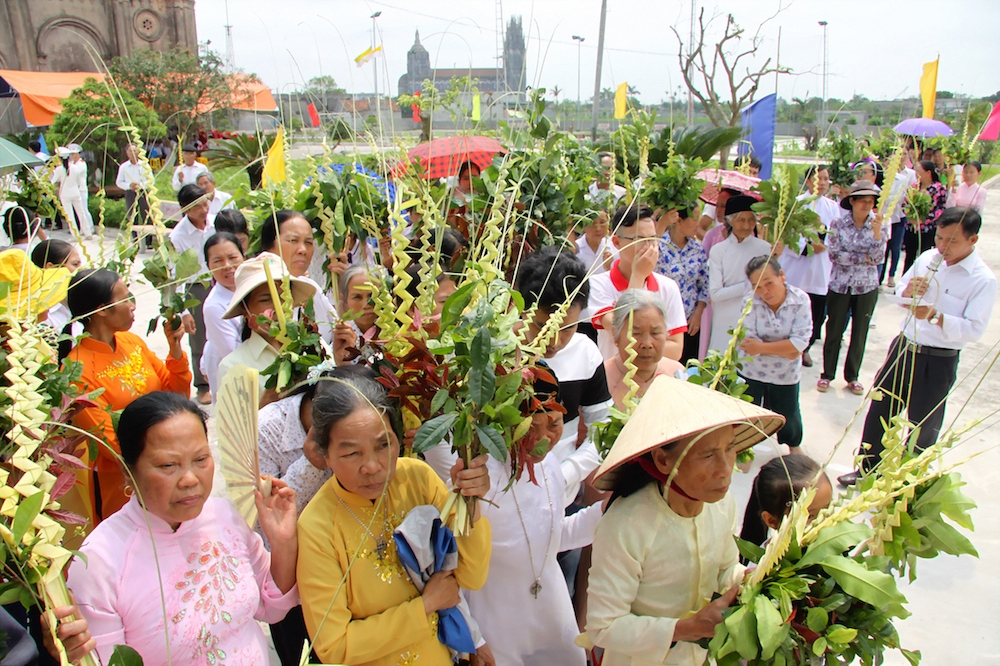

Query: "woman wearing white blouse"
<box><xmin>201</xmin><ymin>233</ymin><xmax>245</xmax><ymax>398</ymax></box>
<box><xmin>707</xmin><ymin>195</ymin><xmax>771</xmax><ymax>352</ymax></box>
<box><xmin>581</xmin><ymin>376</ymin><xmax>784</xmax><ymax>666</ymax></box>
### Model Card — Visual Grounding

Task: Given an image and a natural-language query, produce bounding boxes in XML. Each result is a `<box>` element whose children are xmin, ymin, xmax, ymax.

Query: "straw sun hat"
<box><xmin>593</xmin><ymin>375</ymin><xmax>785</xmax><ymax>491</ymax></box>
<box><xmin>222</xmin><ymin>251</ymin><xmax>317</xmax><ymax>319</ymax></box>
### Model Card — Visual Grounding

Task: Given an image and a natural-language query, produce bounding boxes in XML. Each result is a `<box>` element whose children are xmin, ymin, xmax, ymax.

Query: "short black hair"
<box><xmin>3</xmin><ymin>206</ymin><xmax>35</xmax><ymax>242</ymax></box>
<box><xmin>29</xmin><ymin>141</ymin><xmax>41</xmax><ymax>153</ymax></box>
<box><xmin>214</xmin><ymin>209</ymin><xmax>249</xmax><ymax>236</ymax></box>
<box><xmin>937</xmin><ymin>207</ymin><xmax>981</xmax><ymax>238</ymax></box>
<box><xmin>260</xmin><ymin>210</ymin><xmax>309</xmax><ymax>254</ymax></box>
<box><xmin>740</xmin><ymin>454</ymin><xmax>822</xmax><ymax>547</ymax></box>
<box><xmin>177</xmin><ymin>183</ymin><xmax>207</xmax><ymax>210</ymax></box>
<box><xmin>515</xmin><ymin>245</ymin><xmax>589</xmax><ymax>312</ymax></box>
<box><xmin>31</xmin><ymin>239</ymin><xmax>75</xmax><ymax>268</ymax></box>
<box><xmin>118</xmin><ymin>392</ymin><xmax>208</xmax><ymax>468</ymax></box>
<box><xmin>611</xmin><ymin>204</ymin><xmax>654</xmax><ymax>231</ymax></box>
<box><xmin>803</xmin><ymin>164</ymin><xmax>828</xmax><ymax>181</ymax></box>
<box><xmin>204</xmin><ymin>232</ymin><xmax>245</xmax><ymax>261</ymax></box>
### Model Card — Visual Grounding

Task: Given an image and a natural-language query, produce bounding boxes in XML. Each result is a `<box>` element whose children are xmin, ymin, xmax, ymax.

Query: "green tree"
<box><xmin>302</xmin><ymin>75</ymin><xmax>344</xmax><ymax>99</ymax></box>
<box><xmin>107</xmin><ymin>47</ymin><xmax>248</xmax><ymax>143</ymax></box>
<box><xmin>49</xmin><ymin>78</ymin><xmax>166</xmax><ymax>184</ymax></box>
<box><xmin>399</xmin><ymin>76</ymin><xmax>480</xmax><ymax>142</ymax></box>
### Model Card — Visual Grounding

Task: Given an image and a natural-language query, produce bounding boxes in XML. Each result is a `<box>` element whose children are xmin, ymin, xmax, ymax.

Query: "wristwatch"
<box><xmin>930</xmin><ymin>312</ymin><xmax>943</xmax><ymax>326</ymax></box>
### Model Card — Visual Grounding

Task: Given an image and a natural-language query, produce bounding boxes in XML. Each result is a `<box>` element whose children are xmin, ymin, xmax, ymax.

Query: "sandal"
<box><xmin>816</xmin><ymin>378</ymin><xmax>830</xmax><ymax>392</ymax></box>
<box><xmin>848</xmin><ymin>381</ymin><xmax>865</xmax><ymax>395</ymax></box>
<box><xmin>886</xmin><ymin>277</ymin><xmax>895</xmax><ymax>289</ymax></box>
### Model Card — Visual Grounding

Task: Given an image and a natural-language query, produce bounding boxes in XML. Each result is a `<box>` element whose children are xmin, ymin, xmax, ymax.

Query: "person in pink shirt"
<box><xmin>947</xmin><ymin>160</ymin><xmax>987</xmax><ymax>213</ymax></box>
<box><xmin>68</xmin><ymin>392</ymin><xmax>299</xmax><ymax>666</ymax></box>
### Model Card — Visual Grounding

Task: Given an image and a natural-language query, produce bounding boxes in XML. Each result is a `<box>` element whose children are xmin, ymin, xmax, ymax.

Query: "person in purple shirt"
<box><xmin>818</xmin><ymin>181</ymin><xmax>886</xmax><ymax>395</ymax></box>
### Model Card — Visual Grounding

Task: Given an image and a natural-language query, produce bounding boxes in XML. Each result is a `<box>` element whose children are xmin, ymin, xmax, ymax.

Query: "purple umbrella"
<box><xmin>893</xmin><ymin>118</ymin><xmax>954</xmax><ymax>137</ymax></box>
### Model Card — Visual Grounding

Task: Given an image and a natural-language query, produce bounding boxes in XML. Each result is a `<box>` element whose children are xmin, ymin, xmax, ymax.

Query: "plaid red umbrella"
<box><xmin>392</xmin><ymin>135</ymin><xmax>506</xmax><ymax>179</ymax></box>
<box><xmin>696</xmin><ymin>169</ymin><xmax>762</xmax><ymax>204</ymax></box>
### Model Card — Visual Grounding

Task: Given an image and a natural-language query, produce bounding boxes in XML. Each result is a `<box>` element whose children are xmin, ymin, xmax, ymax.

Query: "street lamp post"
<box><xmin>818</xmin><ymin>20</ymin><xmax>828</xmax><ymax>130</ymax></box>
<box><xmin>371</xmin><ymin>11</ymin><xmax>382</xmax><ymax>111</ymax></box>
<box><xmin>572</xmin><ymin>35</ymin><xmax>585</xmax><ymax>132</ymax></box>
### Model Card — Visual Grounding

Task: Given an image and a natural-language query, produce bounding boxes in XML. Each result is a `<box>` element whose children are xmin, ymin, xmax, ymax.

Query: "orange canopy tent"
<box><xmin>197</xmin><ymin>76</ymin><xmax>277</xmax><ymax>114</ymax></box>
<box><xmin>0</xmin><ymin>70</ymin><xmax>106</xmax><ymax>127</ymax></box>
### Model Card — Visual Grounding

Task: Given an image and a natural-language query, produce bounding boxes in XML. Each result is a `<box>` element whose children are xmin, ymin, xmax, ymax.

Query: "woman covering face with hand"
<box><xmin>296</xmin><ymin>374</ymin><xmax>492</xmax><ymax>666</ymax></box>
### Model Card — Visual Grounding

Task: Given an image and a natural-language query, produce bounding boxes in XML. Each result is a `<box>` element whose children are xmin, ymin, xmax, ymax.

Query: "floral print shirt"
<box><xmin>656</xmin><ymin>234</ymin><xmax>709</xmax><ymax>318</ymax></box>
<box><xmin>740</xmin><ymin>284</ymin><xmax>813</xmax><ymax>386</ymax></box>
<box><xmin>915</xmin><ymin>181</ymin><xmax>948</xmax><ymax>233</ymax></box>
<box><xmin>827</xmin><ymin>211</ymin><xmax>887</xmax><ymax>295</ymax></box>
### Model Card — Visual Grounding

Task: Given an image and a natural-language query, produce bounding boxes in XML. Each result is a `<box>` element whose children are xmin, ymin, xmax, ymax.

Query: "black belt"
<box><xmin>901</xmin><ymin>338</ymin><xmax>959</xmax><ymax>358</ymax></box>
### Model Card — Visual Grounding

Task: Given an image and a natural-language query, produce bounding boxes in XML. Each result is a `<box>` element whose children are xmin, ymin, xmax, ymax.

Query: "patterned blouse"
<box><xmin>740</xmin><ymin>284</ymin><xmax>813</xmax><ymax>386</ymax></box>
<box><xmin>915</xmin><ymin>181</ymin><xmax>948</xmax><ymax>233</ymax></box>
<box><xmin>656</xmin><ymin>234</ymin><xmax>709</xmax><ymax>318</ymax></box>
<box><xmin>827</xmin><ymin>211</ymin><xmax>887</xmax><ymax>295</ymax></box>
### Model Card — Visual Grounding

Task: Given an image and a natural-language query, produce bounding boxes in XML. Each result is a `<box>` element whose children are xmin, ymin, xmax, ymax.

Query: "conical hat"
<box><xmin>594</xmin><ymin>375</ymin><xmax>785</xmax><ymax>491</ymax></box>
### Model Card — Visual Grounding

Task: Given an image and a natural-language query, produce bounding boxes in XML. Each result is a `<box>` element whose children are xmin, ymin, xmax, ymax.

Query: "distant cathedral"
<box><xmin>0</xmin><ymin>0</ymin><xmax>198</xmax><ymax>72</ymax></box>
<box><xmin>397</xmin><ymin>16</ymin><xmax>527</xmax><ymax>95</ymax></box>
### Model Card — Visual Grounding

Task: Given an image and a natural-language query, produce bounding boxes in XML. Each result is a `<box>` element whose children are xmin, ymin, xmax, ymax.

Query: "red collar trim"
<box><xmin>609</xmin><ymin>259</ymin><xmax>658</xmax><ymax>292</ymax></box>
<box><xmin>636</xmin><ymin>457</ymin><xmax>700</xmax><ymax>501</ymax></box>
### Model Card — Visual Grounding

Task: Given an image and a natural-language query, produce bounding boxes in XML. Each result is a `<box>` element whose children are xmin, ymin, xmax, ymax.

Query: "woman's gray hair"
<box><xmin>338</xmin><ymin>264</ymin><xmax>370</xmax><ymax>305</ymax></box>
<box><xmin>611</xmin><ymin>288</ymin><xmax>668</xmax><ymax>340</ymax></box>
<box><xmin>311</xmin><ymin>374</ymin><xmax>400</xmax><ymax>454</ymax></box>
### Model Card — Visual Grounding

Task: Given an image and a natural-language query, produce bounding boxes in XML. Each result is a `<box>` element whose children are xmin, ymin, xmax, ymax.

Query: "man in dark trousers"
<box><xmin>840</xmin><ymin>207</ymin><xmax>996</xmax><ymax>486</ymax></box>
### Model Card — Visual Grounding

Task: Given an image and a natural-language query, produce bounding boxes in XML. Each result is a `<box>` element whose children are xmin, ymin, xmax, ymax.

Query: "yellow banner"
<box><xmin>614</xmin><ymin>82</ymin><xmax>628</xmax><ymax>119</ymax></box>
<box><xmin>262</xmin><ymin>127</ymin><xmax>286</xmax><ymax>185</ymax></box>
<box><xmin>920</xmin><ymin>58</ymin><xmax>939</xmax><ymax>119</ymax></box>
<box><xmin>355</xmin><ymin>45</ymin><xmax>383</xmax><ymax>68</ymax></box>
<box><xmin>472</xmin><ymin>94</ymin><xmax>481</xmax><ymax>121</ymax></box>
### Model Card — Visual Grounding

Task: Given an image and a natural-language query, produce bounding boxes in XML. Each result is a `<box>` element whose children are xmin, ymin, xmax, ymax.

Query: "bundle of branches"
<box><xmin>139</xmin><ymin>241</ymin><xmax>202</xmax><ymax>333</ymax></box>
<box><xmin>751</xmin><ymin>165</ymin><xmax>823</xmax><ymax>252</ymax></box>
<box><xmin>904</xmin><ymin>190</ymin><xmax>932</xmax><ymax>225</ymax></box>
<box><xmin>821</xmin><ymin>130</ymin><xmax>862</xmax><ymax>188</ymax></box>
<box><xmin>708</xmin><ymin>417</ymin><xmax>979</xmax><ymax>666</ymax></box>
<box><xmin>642</xmin><ymin>155</ymin><xmax>706</xmax><ymax>213</ymax></box>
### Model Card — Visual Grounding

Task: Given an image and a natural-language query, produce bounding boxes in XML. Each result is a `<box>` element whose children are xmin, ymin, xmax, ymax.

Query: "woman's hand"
<box><xmin>470</xmin><ymin>642</ymin><xmax>498</xmax><ymax>666</ymax></box>
<box><xmin>256</xmin><ymin>477</ymin><xmax>298</xmax><ymax>593</ymax></box>
<box><xmin>164</xmin><ymin>318</ymin><xmax>186</xmax><ymax>359</ymax></box>
<box><xmin>333</xmin><ymin>322</ymin><xmax>358</xmax><ymax>365</ymax></box>
<box><xmin>687</xmin><ymin>304</ymin><xmax>705</xmax><ymax>337</ymax></box>
<box><xmin>422</xmin><ymin>570</ymin><xmax>461</xmax><ymax>614</ymax></box>
<box><xmin>672</xmin><ymin>586</ymin><xmax>739</xmax><ymax>642</ymax></box>
<box><xmin>41</xmin><ymin>599</ymin><xmax>96</xmax><ymax>664</ymax></box>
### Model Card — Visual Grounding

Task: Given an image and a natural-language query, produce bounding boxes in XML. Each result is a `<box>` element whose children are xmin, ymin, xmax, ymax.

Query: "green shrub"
<box><xmin>88</xmin><ymin>195</ymin><xmax>128</xmax><ymax>229</ymax></box>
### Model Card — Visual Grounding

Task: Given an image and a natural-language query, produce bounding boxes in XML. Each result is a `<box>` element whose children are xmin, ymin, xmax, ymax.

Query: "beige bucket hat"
<box><xmin>593</xmin><ymin>375</ymin><xmax>785</xmax><ymax>491</ymax></box>
<box><xmin>222</xmin><ymin>251</ymin><xmax>317</xmax><ymax>319</ymax></box>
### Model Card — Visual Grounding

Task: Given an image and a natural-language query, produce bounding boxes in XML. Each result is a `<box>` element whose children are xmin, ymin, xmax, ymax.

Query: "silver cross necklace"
<box><xmin>510</xmin><ymin>462</ymin><xmax>555</xmax><ymax>599</ymax></box>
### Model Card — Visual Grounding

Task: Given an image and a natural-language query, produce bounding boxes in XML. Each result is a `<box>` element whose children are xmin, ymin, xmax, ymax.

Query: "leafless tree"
<box><xmin>672</xmin><ymin>8</ymin><xmax>789</xmax><ymax>164</ymax></box>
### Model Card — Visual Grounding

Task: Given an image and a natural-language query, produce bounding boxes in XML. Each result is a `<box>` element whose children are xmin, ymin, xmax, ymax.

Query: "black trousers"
<box><xmin>681</xmin><ymin>329</ymin><xmax>700</xmax><ymax>365</ymax></box>
<box><xmin>805</xmin><ymin>292</ymin><xmax>827</xmax><ymax>350</ymax></box>
<box><xmin>743</xmin><ymin>377</ymin><xmax>803</xmax><ymax>447</ymax></box>
<box><xmin>270</xmin><ymin>606</ymin><xmax>314</xmax><ymax>666</ymax></box>
<box><xmin>187</xmin><ymin>282</ymin><xmax>210</xmax><ymax>391</ymax></box>
<box><xmin>902</xmin><ymin>227</ymin><xmax>936</xmax><ymax>274</ymax></box>
<box><xmin>822</xmin><ymin>289</ymin><xmax>878</xmax><ymax>382</ymax></box>
<box><xmin>858</xmin><ymin>336</ymin><xmax>959</xmax><ymax>471</ymax></box>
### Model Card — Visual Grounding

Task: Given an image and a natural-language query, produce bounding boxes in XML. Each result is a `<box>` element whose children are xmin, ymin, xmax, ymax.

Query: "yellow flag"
<box><xmin>471</xmin><ymin>94</ymin><xmax>481</xmax><ymax>121</ymax></box>
<box><xmin>355</xmin><ymin>45</ymin><xmax>383</xmax><ymax>68</ymax></box>
<box><xmin>614</xmin><ymin>82</ymin><xmax>628</xmax><ymax>119</ymax></box>
<box><xmin>920</xmin><ymin>58</ymin><xmax>939</xmax><ymax>119</ymax></box>
<box><xmin>262</xmin><ymin>127</ymin><xmax>286</xmax><ymax>185</ymax></box>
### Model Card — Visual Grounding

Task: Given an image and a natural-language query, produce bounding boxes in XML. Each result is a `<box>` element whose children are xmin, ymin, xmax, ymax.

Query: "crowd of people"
<box><xmin>0</xmin><ymin>138</ymin><xmax>995</xmax><ymax>666</ymax></box>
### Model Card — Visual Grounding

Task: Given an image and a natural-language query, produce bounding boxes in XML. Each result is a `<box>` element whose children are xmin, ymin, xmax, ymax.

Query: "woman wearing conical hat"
<box><xmin>579</xmin><ymin>375</ymin><xmax>784</xmax><ymax>666</ymax></box>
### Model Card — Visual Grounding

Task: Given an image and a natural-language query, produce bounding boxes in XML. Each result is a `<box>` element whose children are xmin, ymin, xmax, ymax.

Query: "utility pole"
<box><xmin>572</xmin><ymin>35</ymin><xmax>585</xmax><ymax>131</ymax></box>
<box><xmin>591</xmin><ymin>0</ymin><xmax>607</xmax><ymax>141</ymax></box>
<box><xmin>687</xmin><ymin>0</ymin><xmax>695</xmax><ymax>124</ymax></box>
<box><xmin>371</xmin><ymin>11</ymin><xmax>382</xmax><ymax>111</ymax></box>
<box><xmin>223</xmin><ymin>0</ymin><xmax>235</xmax><ymax>73</ymax></box>
<box><xmin>819</xmin><ymin>20</ymin><xmax>828</xmax><ymax>129</ymax></box>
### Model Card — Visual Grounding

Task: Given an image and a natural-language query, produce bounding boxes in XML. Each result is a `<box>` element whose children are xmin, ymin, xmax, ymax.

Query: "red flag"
<box><xmin>411</xmin><ymin>91</ymin><xmax>421</xmax><ymax>123</ymax></box>
<box><xmin>979</xmin><ymin>101</ymin><xmax>1000</xmax><ymax>142</ymax></box>
<box><xmin>307</xmin><ymin>103</ymin><xmax>321</xmax><ymax>128</ymax></box>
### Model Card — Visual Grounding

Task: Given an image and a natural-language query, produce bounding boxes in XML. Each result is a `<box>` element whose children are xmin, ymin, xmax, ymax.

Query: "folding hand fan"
<box><xmin>217</xmin><ymin>364</ymin><xmax>272</xmax><ymax>527</ymax></box>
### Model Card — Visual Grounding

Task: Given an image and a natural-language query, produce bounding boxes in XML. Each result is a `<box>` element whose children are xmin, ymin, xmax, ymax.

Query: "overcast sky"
<box><xmin>195</xmin><ymin>0</ymin><xmax>1000</xmax><ymax>105</ymax></box>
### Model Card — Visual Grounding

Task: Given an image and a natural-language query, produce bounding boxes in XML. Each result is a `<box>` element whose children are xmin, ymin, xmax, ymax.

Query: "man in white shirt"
<box><xmin>587</xmin><ymin>152</ymin><xmax>627</xmax><ymax>207</ymax></box>
<box><xmin>589</xmin><ymin>204</ymin><xmax>688</xmax><ymax>361</ymax></box>
<box><xmin>115</xmin><ymin>145</ymin><xmax>152</xmax><ymax>226</ymax></box>
<box><xmin>842</xmin><ymin>207</ymin><xmax>997</xmax><ymax>485</ymax></box>
<box><xmin>171</xmin><ymin>144</ymin><xmax>209</xmax><ymax>192</ymax></box>
<box><xmin>196</xmin><ymin>171</ymin><xmax>233</xmax><ymax>217</ymax></box>
<box><xmin>170</xmin><ymin>183</ymin><xmax>216</xmax><ymax>403</ymax></box>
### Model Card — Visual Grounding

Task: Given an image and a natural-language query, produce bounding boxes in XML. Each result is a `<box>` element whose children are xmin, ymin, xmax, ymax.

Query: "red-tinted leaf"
<box><xmin>49</xmin><ymin>472</ymin><xmax>77</xmax><ymax>500</ymax></box>
<box><xmin>45</xmin><ymin>509</ymin><xmax>88</xmax><ymax>526</ymax></box>
<box><xmin>48</xmin><ymin>450</ymin><xmax>89</xmax><ymax>471</ymax></box>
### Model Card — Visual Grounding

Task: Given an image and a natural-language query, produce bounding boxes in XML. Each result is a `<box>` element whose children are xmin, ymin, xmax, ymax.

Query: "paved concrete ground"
<box><xmin>64</xmin><ymin>176</ymin><xmax>999</xmax><ymax>664</ymax></box>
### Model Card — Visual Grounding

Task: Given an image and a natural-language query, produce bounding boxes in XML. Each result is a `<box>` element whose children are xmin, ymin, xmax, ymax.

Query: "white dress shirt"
<box><xmin>207</xmin><ymin>190</ymin><xmax>233</xmax><ymax>217</ymax></box>
<box><xmin>115</xmin><ymin>160</ymin><xmax>151</xmax><ymax>191</ymax></box>
<box><xmin>169</xmin><ymin>215</ymin><xmax>216</xmax><ymax>275</ymax></box>
<box><xmin>895</xmin><ymin>248</ymin><xmax>997</xmax><ymax>350</ymax></box>
<box><xmin>575</xmin><ymin>235</ymin><xmax>617</xmax><ymax>276</ymax></box>
<box><xmin>171</xmin><ymin>162</ymin><xmax>209</xmax><ymax>191</ymax></box>
<box><xmin>708</xmin><ymin>233</ymin><xmax>772</xmax><ymax>352</ymax></box>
